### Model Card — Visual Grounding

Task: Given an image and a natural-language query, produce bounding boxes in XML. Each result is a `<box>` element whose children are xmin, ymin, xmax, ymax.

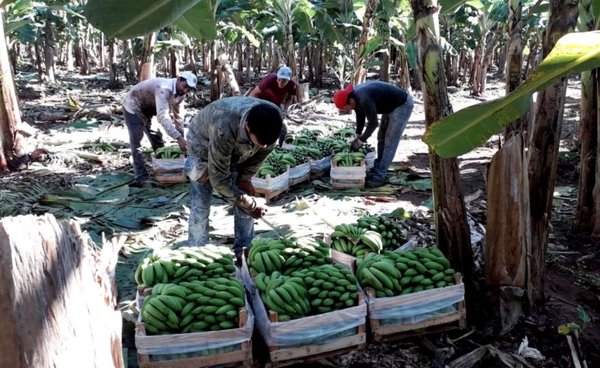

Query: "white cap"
<box><xmin>276</xmin><ymin>66</ymin><xmax>292</xmax><ymax>80</ymax></box>
<box><xmin>179</xmin><ymin>71</ymin><xmax>197</xmax><ymax>89</ymax></box>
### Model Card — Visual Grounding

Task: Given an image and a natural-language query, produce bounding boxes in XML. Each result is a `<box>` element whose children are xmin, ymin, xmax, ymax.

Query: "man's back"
<box><xmin>123</xmin><ymin>78</ymin><xmax>179</xmax><ymax>117</ymax></box>
<box><xmin>353</xmin><ymin>81</ymin><xmax>409</xmax><ymax>115</ymax></box>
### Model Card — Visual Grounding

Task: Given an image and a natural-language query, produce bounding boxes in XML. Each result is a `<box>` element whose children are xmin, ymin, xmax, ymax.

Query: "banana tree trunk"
<box><xmin>108</xmin><ymin>40</ymin><xmax>119</xmax><ymax>89</ymax></box>
<box><xmin>122</xmin><ymin>40</ymin><xmax>137</xmax><ymax>82</ymax></box>
<box><xmin>353</xmin><ymin>0</ymin><xmax>379</xmax><ymax>85</ymax></box>
<box><xmin>504</xmin><ymin>0</ymin><xmax>526</xmax><ymax>138</ymax></box>
<box><xmin>284</xmin><ymin>14</ymin><xmax>296</xmax><ymax>76</ymax></box>
<box><xmin>410</xmin><ymin>0</ymin><xmax>474</xmax><ymax>308</ymax></box>
<box><xmin>574</xmin><ymin>0</ymin><xmax>598</xmax><ymax>232</ymax></box>
<box><xmin>479</xmin><ymin>30</ymin><xmax>498</xmax><ymax>95</ymax></box>
<box><xmin>169</xmin><ymin>48</ymin><xmax>179</xmax><ymax>78</ymax></box>
<box><xmin>484</xmin><ymin>0</ymin><xmax>530</xmax><ymax>334</ymax></box>
<box><xmin>523</xmin><ymin>36</ymin><xmax>540</xmax><ymax>79</ymax></box>
<box><xmin>375</xmin><ymin>14</ymin><xmax>391</xmax><ymax>82</ymax></box>
<box><xmin>593</xmin><ymin>80</ymin><xmax>600</xmax><ymax>240</ymax></box>
<box><xmin>397</xmin><ymin>39</ymin><xmax>411</xmax><ymax>90</ymax></box>
<box><xmin>99</xmin><ymin>33</ymin><xmax>105</xmax><ymax>68</ymax></box>
<box><xmin>65</xmin><ymin>40</ymin><xmax>74</xmax><ymax>72</ymax></box>
<box><xmin>470</xmin><ymin>36</ymin><xmax>485</xmax><ymax>96</ymax></box>
<box><xmin>245</xmin><ymin>42</ymin><xmax>252</xmax><ymax>83</ymax></box>
<box><xmin>139</xmin><ymin>33</ymin><xmax>156</xmax><ymax>81</ymax></box>
<box><xmin>34</xmin><ymin>41</ymin><xmax>45</xmax><ymax>81</ymax></box>
<box><xmin>0</xmin><ymin>10</ymin><xmax>23</xmax><ymax>172</ymax></box>
<box><xmin>527</xmin><ymin>0</ymin><xmax>579</xmax><ymax>306</ymax></box>
<box><xmin>43</xmin><ymin>13</ymin><xmax>55</xmax><ymax>82</ymax></box>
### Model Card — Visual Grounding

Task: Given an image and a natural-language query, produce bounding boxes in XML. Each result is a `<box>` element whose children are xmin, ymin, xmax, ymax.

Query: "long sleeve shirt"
<box><xmin>186</xmin><ymin>97</ymin><xmax>279</xmax><ymax>201</ymax></box>
<box><xmin>122</xmin><ymin>78</ymin><xmax>185</xmax><ymax>139</ymax></box>
<box><xmin>351</xmin><ymin>81</ymin><xmax>409</xmax><ymax>142</ymax></box>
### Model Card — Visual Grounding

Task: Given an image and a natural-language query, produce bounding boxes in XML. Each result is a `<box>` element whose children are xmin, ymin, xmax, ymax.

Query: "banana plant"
<box><xmin>84</xmin><ymin>0</ymin><xmax>218</xmax><ymax>41</ymax></box>
<box><xmin>424</xmin><ymin>30</ymin><xmax>600</xmax><ymax>158</ymax></box>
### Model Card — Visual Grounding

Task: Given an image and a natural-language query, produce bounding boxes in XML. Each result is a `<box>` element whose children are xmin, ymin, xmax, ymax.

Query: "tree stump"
<box><xmin>0</xmin><ymin>214</ymin><xmax>124</xmax><ymax>368</ymax></box>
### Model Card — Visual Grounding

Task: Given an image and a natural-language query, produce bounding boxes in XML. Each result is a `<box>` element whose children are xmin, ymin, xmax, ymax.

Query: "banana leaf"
<box><xmin>84</xmin><ymin>0</ymin><xmax>202</xmax><ymax>40</ymax></box>
<box><xmin>174</xmin><ymin>0</ymin><xmax>218</xmax><ymax>41</ymax></box>
<box><xmin>424</xmin><ymin>31</ymin><xmax>600</xmax><ymax>158</ymax></box>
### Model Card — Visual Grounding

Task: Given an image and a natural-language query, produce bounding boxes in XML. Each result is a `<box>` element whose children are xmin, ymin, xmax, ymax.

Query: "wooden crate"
<box><xmin>151</xmin><ymin>157</ymin><xmax>187</xmax><ymax>183</ymax></box>
<box><xmin>367</xmin><ymin>273</ymin><xmax>467</xmax><ymax>343</ymax></box>
<box><xmin>135</xmin><ymin>308</ymin><xmax>253</xmax><ymax>368</ymax></box>
<box><xmin>330</xmin><ymin>160</ymin><xmax>366</xmax><ymax>189</ymax></box>
<box><xmin>252</xmin><ymin>169</ymin><xmax>290</xmax><ymax>203</ymax></box>
<box><xmin>263</xmin><ymin>294</ymin><xmax>367</xmax><ymax>367</ymax></box>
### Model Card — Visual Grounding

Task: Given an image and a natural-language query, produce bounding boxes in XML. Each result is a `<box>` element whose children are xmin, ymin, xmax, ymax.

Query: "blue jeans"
<box><xmin>124</xmin><ymin>111</ymin><xmax>164</xmax><ymax>182</ymax></box>
<box><xmin>372</xmin><ymin>94</ymin><xmax>414</xmax><ymax>182</ymax></box>
<box><xmin>188</xmin><ymin>179</ymin><xmax>255</xmax><ymax>254</ymax></box>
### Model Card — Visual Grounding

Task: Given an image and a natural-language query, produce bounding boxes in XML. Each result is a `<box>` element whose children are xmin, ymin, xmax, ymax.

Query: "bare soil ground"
<box><xmin>1</xmin><ymin>68</ymin><xmax>598</xmax><ymax>368</ymax></box>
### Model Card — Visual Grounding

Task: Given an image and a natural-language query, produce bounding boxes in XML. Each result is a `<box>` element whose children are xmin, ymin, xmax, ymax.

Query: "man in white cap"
<box><xmin>249</xmin><ymin>65</ymin><xmax>297</xmax><ymax>113</ymax></box>
<box><xmin>122</xmin><ymin>71</ymin><xmax>197</xmax><ymax>186</ymax></box>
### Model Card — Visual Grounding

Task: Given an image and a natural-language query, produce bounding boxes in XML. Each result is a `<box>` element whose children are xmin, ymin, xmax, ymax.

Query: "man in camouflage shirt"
<box><xmin>185</xmin><ymin>97</ymin><xmax>283</xmax><ymax>259</ymax></box>
<box><xmin>122</xmin><ymin>71</ymin><xmax>197</xmax><ymax>186</ymax></box>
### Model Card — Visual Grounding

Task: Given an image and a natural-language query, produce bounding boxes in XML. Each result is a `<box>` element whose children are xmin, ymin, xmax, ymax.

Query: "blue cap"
<box><xmin>276</xmin><ymin>66</ymin><xmax>292</xmax><ymax>80</ymax></box>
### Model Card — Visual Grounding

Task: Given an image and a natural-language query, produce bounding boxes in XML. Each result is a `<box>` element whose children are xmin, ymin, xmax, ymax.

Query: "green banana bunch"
<box><xmin>291</xmin><ymin>264</ymin><xmax>359</xmax><ymax>315</ymax></box>
<box><xmin>134</xmin><ymin>245</ymin><xmax>236</xmax><ymax>287</ymax></box>
<box><xmin>86</xmin><ymin>141</ymin><xmax>117</xmax><ymax>152</ymax></box>
<box><xmin>254</xmin><ymin>271</ymin><xmax>310</xmax><ymax>320</ymax></box>
<box><xmin>333</xmin><ymin>127</ymin><xmax>356</xmax><ymax>139</ymax></box>
<box><xmin>155</xmin><ymin>145</ymin><xmax>184</xmax><ymax>159</ymax></box>
<box><xmin>355</xmin><ymin>248</ymin><xmax>456</xmax><ymax>298</ymax></box>
<box><xmin>247</xmin><ymin>237</ymin><xmax>331</xmax><ymax>275</ymax></box>
<box><xmin>292</xmin><ymin>135</ymin><xmax>312</xmax><ymax>146</ymax></box>
<box><xmin>254</xmin><ymin>262</ymin><xmax>359</xmax><ymax>319</ymax></box>
<box><xmin>289</xmin><ymin>146</ymin><xmax>311</xmax><ymax>164</ymax></box>
<box><xmin>280</xmin><ymin>238</ymin><xmax>331</xmax><ymax>275</ymax></box>
<box><xmin>317</xmin><ymin>137</ymin><xmax>349</xmax><ymax>155</ymax></box>
<box><xmin>141</xmin><ymin>276</ymin><xmax>246</xmax><ymax>335</ymax></box>
<box><xmin>247</xmin><ymin>238</ymin><xmax>291</xmax><ymax>274</ymax></box>
<box><xmin>356</xmin><ymin>215</ymin><xmax>406</xmax><ymax>251</ymax></box>
<box><xmin>333</xmin><ymin>152</ymin><xmax>365</xmax><ymax>167</ymax></box>
<box><xmin>330</xmin><ymin>223</ymin><xmax>383</xmax><ymax>257</ymax></box>
<box><xmin>358</xmin><ymin>143</ymin><xmax>375</xmax><ymax>155</ymax></box>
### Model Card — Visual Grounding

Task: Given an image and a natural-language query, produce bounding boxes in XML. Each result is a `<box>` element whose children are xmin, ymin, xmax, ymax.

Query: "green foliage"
<box><xmin>174</xmin><ymin>0</ymin><xmax>218</xmax><ymax>41</ymax></box>
<box><xmin>84</xmin><ymin>0</ymin><xmax>204</xmax><ymax>40</ymax></box>
<box><xmin>423</xmin><ymin>31</ymin><xmax>600</xmax><ymax>158</ymax></box>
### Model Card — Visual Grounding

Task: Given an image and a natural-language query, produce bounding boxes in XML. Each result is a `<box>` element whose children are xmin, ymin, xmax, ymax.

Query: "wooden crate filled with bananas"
<box><xmin>135</xmin><ymin>245</ymin><xmax>253</xmax><ymax>367</ymax></box>
<box><xmin>252</xmin><ymin>151</ymin><xmax>291</xmax><ymax>202</ymax></box>
<box><xmin>355</xmin><ymin>248</ymin><xmax>466</xmax><ymax>342</ymax></box>
<box><xmin>330</xmin><ymin>152</ymin><xmax>367</xmax><ymax>189</ymax></box>
<box><xmin>240</xmin><ymin>238</ymin><xmax>367</xmax><ymax>367</ymax></box>
<box><xmin>151</xmin><ymin>145</ymin><xmax>186</xmax><ymax>183</ymax></box>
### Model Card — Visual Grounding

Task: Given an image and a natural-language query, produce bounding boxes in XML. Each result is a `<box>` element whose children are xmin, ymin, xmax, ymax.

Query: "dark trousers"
<box><xmin>124</xmin><ymin>111</ymin><xmax>165</xmax><ymax>182</ymax></box>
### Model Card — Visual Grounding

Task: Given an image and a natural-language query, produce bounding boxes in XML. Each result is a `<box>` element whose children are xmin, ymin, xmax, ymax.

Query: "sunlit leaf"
<box><xmin>174</xmin><ymin>0</ymin><xmax>218</xmax><ymax>40</ymax></box>
<box><xmin>424</xmin><ymin>31</ymin><xmax>600</xmax><ymax>158</ymax></box>
<box><xmin>84</xmin><ymin>0</ymin><xmax>201</xmax><ymax>40</ymax></box>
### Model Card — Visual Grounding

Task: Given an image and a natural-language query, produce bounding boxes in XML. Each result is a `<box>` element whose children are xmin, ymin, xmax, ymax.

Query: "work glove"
<box><xmin>350</xmin><ymin>138</ymin><xmax>363</xmax><ymax>152</ymax></box>
<box><xmin>236</xmin><ymin>179</ymin><xmax>256</xmax><ymax>196</ymax></box>
<box><xmin>235</xmin><ymin>194</ymin><xmax>267</xmax><ymax>219</ymax></box>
